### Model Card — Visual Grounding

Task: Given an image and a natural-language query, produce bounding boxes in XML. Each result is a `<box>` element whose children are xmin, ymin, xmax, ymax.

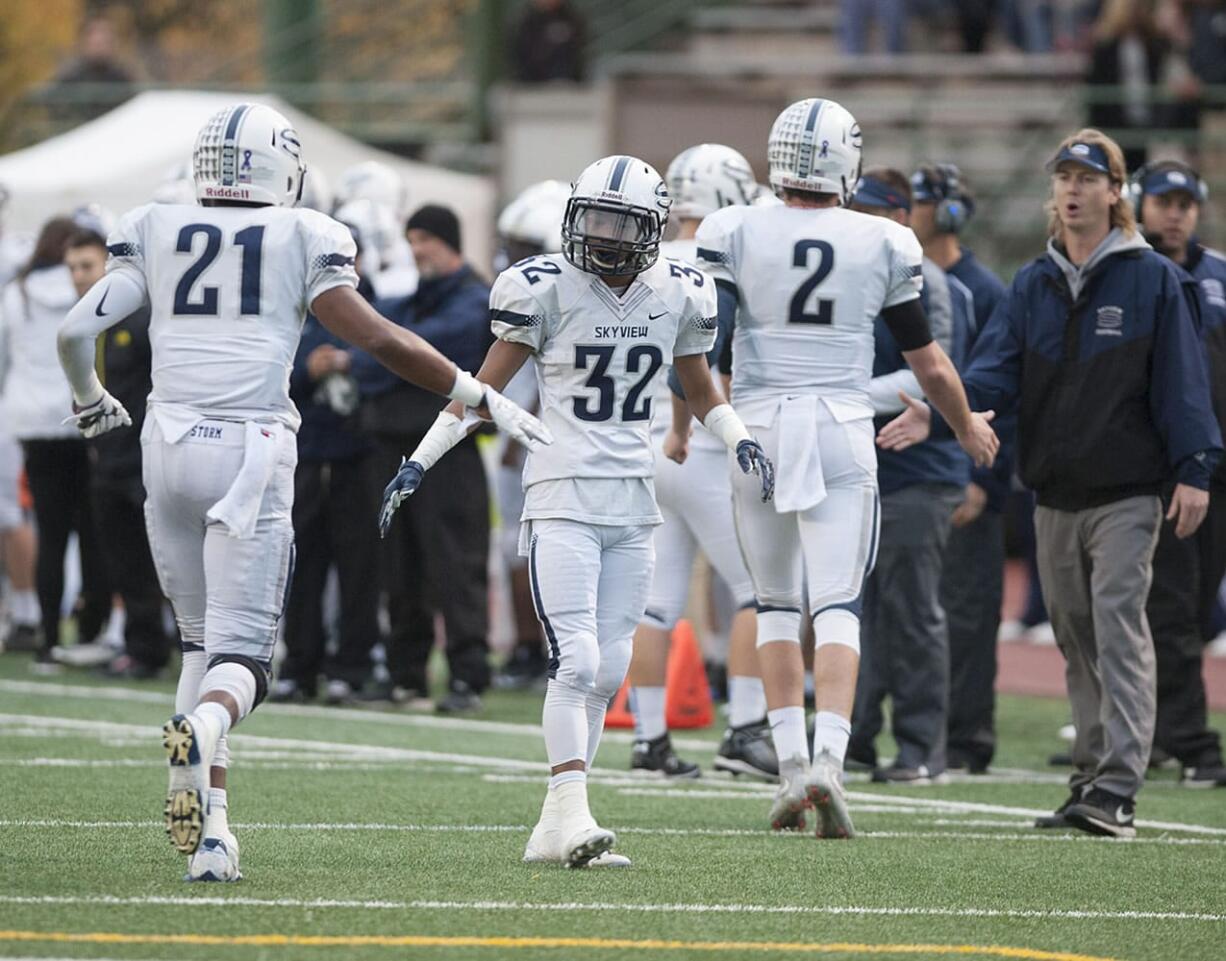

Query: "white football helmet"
<box><xmin>666</xmin><ymin>144</ymin><xmax>758</xmax><ymax>220</ymax></box>
<box><xmin>562</xmin><ymin>155</ymin><xmax>671</xmax><ymax>277</ymax></box>
<box><xmin>193</xmin><ymin>103</ymin><xmax>304</xmax><ymax>207</ymax></box>
<box><xmin>153</xmin><ymin>161</ymin><xmax>196</xmax><ymax>205</ymax></box>
<box><xmin>498</xmin><ymin>180</ymin><xmax>570</xmax><ymax>253</ymax></box>
<box><xmin>768</xmin><ymin>98</ymin><xmax>863</xmax><ymax>205</ymax></box>
<box><xmin>333</xmin><ymin>198</ymin><xmax>400</xmax><ymax>271</ymax></box>
<box><xmin>298</xmin><ymin>166</ymin><xmax>333</xmax><ymax>213</ymax></box>
<box><xmin>335</xmin><ymin>161</ymin><xmax>406</xmax><ymax>216</ymax></box>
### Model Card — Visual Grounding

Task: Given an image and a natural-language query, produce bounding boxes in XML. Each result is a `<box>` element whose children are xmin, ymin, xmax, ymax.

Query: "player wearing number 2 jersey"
<box><xmin>378</xmin><ymin>154</ymin><xmax>775</xmax><ymax>868</ymax></box>
<box><xmin>55</xmin><ymin>103</ymin><xmax>548</xmax><ymax>883</ymax></box>
<box><xmin>693</xmin><ymin>98</ymin><xmax>998</xmax><ymax>839</ymax></box>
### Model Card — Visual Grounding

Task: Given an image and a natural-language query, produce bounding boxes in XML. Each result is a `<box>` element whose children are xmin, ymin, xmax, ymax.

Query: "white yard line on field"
<box><xmin>0</xmin><ymin>893</ymin><xmax>1222</xmax><ymax>924</ymax></box>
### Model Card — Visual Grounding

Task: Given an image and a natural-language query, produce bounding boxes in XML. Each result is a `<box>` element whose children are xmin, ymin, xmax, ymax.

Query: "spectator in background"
<box><xmin>880</xmin><ymin>129</ymin><xmax>1220</xmax><ymax>836</ymax></box>
<box><xmin>1086</xmin><ymin>0</ymin><xmax>1169</xmax><ymax>169</ymax></box>
<box><xmin>61</xmin><ymin>229</ymin><xmax>169</xmax><ymax>678</ymax></box>
<box><xmin>275</xmin><ymin>232</ymin><xmax>382</xmax><ymax>706</ymax></box>
<box><xmin>1134</xmin><ymin>161</ymin><xmax>1226</xmax><ymax>787</ymax></box>
<box><xmin>910</xmin><ymin>164</ymin><xmax>1011</xmax><ymax>774</ymax></box>
<box><xmin>0</xmin><ymin>217</ymin><xmax>109</xmax><ymax>670</ymax></box>
<box><xmin>513</xmin><ymin>0</ymin><xmax>586</xmax><ymax>83</ymax></box>
<box><xmin>847</xmin><ymin>168</ymin><xmax>975</xmax><ymax>784</ymax></box>
<box><xmin>839</xmin><ymin>0</ymin><xmax>906</xmax><ymax>54</ymax></box>
<box><xmin>355</xmin><ymin>205</ymin><xmax>494</xmax><ymax>713</ymax></box>
<box><xmin>46</xmin><ymin>14</ymin><xmax>135</xmax><ymax>124</ymax></box>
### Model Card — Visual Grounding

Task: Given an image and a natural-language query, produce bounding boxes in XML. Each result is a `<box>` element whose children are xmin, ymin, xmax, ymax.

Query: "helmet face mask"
<box><xmin>562</xmin><ymin>156</ymin><xmax>669</xmax><ymax>278</ymax></box>
<box><xmin>193</xmin><ymin>103</ymin><xmax>305</xmax><ymax>208</ymax></box>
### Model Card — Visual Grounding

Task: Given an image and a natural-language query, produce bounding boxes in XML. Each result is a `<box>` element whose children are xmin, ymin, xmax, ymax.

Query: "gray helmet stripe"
<box><xmin>796</xmin><ymin>100</ymin><xmax>826</xmax><ymax>181</ymax></box>
<box><xmin>221</xmin><ymin>104</ymin><xmax>250</xmax><ymax>187</ymax></box>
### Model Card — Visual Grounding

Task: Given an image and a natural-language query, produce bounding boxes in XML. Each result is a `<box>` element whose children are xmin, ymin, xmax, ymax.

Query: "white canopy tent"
<box><xmin>0</xmin><ymin>90</ymin><xmax>495</xmax><ymax>270</ymax></box>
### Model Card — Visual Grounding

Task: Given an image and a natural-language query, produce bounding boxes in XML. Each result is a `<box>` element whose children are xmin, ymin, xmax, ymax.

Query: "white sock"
<box><xmin>11</xmin><ymin>589</ymin><xmax>37</xmax><ymax>626</ymax></box>
<box><xmin>551</xmin><ymin>773</ymin><xmax>594</xmax><ymax>826</ymax></box>
<box><xmin>175</xmin><ymin>650</ymin><xmax>208</xmax><ymax>715</ymax></box>
<box><xmin>728</xmin><ymin>676</ymin><xmax>767</xmax><ymax>729</ymax></box>
<box><xmin>630</xmin><ymin>686</ymin><xmax>667</xmax><ymax>742</ymax></box>
<box><xmin>812</xmin><ymin>710</ymin><xmax>851</xmax><ymax>766</ymax></box>
<box><xmin>543</xmin><ymin>680</ymin><xmax>588</xmax><ymax>769</ymax></box>
<box><xmin>549</xmin><ymin>769</ymin><xmax>586</xmax><ymax>791</ymax></box>
<box><xmin>584</xmin><ymin>692</ymin><xmax>610</xmax><ymax>768</ymax></box>
<box><xmin>212</xmin><ymin>736</ymin><xmax>229</xmax><ymax>771</ymax></box>
<box><xmin>193</xmin><ymin>701</ymin><xmax>232</xmax><ymax>749</ymax></box>
<box><xmin>767</xmin><ymin>706</ymin><xmax>808</xmax><ymax>764</ymax></box>
<box><xmin>205</xmin><ymin>787</ymin><xmax>229</xmax><ymax>836</ymax></box>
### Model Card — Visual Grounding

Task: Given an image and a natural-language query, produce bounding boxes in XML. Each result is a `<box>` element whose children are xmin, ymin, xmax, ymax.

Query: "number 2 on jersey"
<box><xmin>788</xmin><ymin>239</ymin><xmax>835</xmax><ymax>325</ymax></box>
<box><xmin>573</xmin><ymin>344</ymin><xmax>663</xmax><ymax>422</ymax></box>
<box><xmin>173</xmin><ymin>223</ymin><xmax>264</xmax><ymax>316</ymax></box>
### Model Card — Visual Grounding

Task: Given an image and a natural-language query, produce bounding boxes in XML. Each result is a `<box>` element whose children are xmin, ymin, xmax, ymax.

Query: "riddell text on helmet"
<box><xmin>202</xmin><ymin>185</ymin><xmax>253</xmax><ymax>200</ymax></box>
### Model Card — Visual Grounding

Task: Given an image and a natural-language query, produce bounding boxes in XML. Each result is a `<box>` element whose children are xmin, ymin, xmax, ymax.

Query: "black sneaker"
<box><xmin>871</xmin><ymin>764</ymin><xmax>940</xmax><ymax>786</ymax></box>
<box><xmin>946</xmin><ymin>750</ymin><xmax>990</xmax><ymax>775</ymax></box>
<box><xmin>631</xmin><ymin>733</ymin><xmax>700</xmax><ymax>779</ymax></box>
<box><xmin>1034</xmin><ymin>790</ymin><xmax>1081</xmax><ymax>828</ymax></box>
<box><xmin>713</xmin><ymin>720</ymin><xmax>779</xmax><ymax>781</ymax></box>
<box><xmin>3</xmin><ymin>623</ymin><xmax>41</xmax><ymax>652</ymax></box>
<box><xmin>268</xmin><ymin>678</ymin><xmax>311</xmax><ymax>703</ymax></box>
<box><xmin>492</xmin><ymin>646</ymin><xmax>547</xmax><ymax>691</ymax></box>
<box><xmin>1065</xmin><ymin>787</ymin><xmax>1137</xmax><ymax>838</ymax></box>
<box><xmin>436</xmin><ymin>681</ymin><xmax>482</xmax><ymax>714</ymax></box>
<box><xmin>1180</xmin><ymin>764</ymin><xmax>1226</xmax><ymax>788</ymax></box>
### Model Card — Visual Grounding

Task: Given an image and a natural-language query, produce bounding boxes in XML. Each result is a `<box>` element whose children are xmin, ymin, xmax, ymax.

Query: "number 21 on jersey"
<box><xmin>173</xmin><ymin>223</ymin><xmax>265</xmax><ymax>317</ymax></box>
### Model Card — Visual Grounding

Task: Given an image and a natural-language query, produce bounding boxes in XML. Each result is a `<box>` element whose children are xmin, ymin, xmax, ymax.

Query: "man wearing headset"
<box><xmin>1134</xmin><ymin>161</ymin><xmax>1226</xmax><ymax>788</ymax></box>
<box><xmin>910</xmin><ymin>164</ymin><xmax>1011</xmax><ymax>775</ymax></box>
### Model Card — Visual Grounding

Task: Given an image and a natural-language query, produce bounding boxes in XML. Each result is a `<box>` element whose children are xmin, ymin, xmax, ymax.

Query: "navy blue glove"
<box><xmin>736</xmin><ymin>439</ymin><xmax>775</xmax><ymax>503</ymax></box>
<box><xmin>379</xmin><ymin>458</ymin><xmax>425</xmax><ymax>538</ymax></box>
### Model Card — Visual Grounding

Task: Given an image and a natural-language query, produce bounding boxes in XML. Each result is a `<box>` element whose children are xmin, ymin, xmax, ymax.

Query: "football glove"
<box><xmin>736</xmin><ymin>439</ymin><xmax>775</xmax><ymax>503</ymax></box>
<box><xmin>481</xmin><ymin>386</ymin><xmax>553</xmax><ymax>448</ymax></box>
<box><xmin>65</xmin><ymin>389</ymin><xmax>131</xmax><ymax>438</ymax></box>
<box><xmin>379</xmin><ymin>458</ymin><xmax>425</xmax><ymax>538</ymax></box>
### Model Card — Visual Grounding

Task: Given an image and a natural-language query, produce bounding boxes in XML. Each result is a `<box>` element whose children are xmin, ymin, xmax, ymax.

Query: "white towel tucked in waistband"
<box><xmin>206</xmin><ymin>421</ymin><xmax>282</xmax><ymax>539</ymax></box>
<box><xmin>773</xmin><ymin>394</ymin><xmax>826</xmax><ymax>513</ymax></box>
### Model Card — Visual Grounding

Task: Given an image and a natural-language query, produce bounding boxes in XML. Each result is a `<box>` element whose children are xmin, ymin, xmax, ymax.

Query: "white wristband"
<box><xmin>448</xmin><ymin>368</ymin><xmax>485</xmax><ymax>408</ymax></box>
<box><xmin>408</xmin><ymin>411</ymin><xmax>467</xmax><ymax>471</ymax></box>
<box><xmin>702</xmin><ymin>403</ymin><xmax>752</xmax><ymax>450</ymax></box>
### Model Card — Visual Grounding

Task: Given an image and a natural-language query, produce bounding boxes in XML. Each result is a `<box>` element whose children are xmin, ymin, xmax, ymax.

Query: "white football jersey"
<box><xmin>696</xmin><ymin>203</ymin><xmax>922</xmax><ymax>422</ymax></box>
<box><xmin>105</xmin><ymin>202</ymin><xmax>358</xmax><ymax>431</ymax></box>
<box><xmin>491</xmin><ymin>252</ymin><xmax>717</xmax><ymax>526</ymax></box>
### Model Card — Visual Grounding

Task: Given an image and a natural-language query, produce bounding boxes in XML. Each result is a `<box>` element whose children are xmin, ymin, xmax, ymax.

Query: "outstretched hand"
<box><xmin>876</xmin><ymin>392</ymin><xmax>932</xmax><ymax>452</ymax></box>
<box><xmin>379</xmin><ymin>458</ymin><xmax>425</xmax><ymax>538</ymax></box>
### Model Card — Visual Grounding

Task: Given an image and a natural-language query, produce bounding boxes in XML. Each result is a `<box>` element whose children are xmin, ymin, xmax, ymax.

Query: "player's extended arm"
<box><xmin>311</xmin><ymin>286</ymin><xmax>548</xmax><ymax>450</ymax></box>
<box><xmin>376</xmin><ymin>337</ymin><xmax>535</xmax><ymax>537</ymax></box>
<box><xmin>902</xmin><ymin>340</ymin><xmax>997</xmax><ymax>468</ymax></box>
<box><xmin>57</xmin><ymin>271</ymin><xmax>146</xmax><ymax>437</ymax></box>
<box><xmin>673</xmin><ymin>352</ymin><xmax>774</xmax><ymax>502</ymax></box>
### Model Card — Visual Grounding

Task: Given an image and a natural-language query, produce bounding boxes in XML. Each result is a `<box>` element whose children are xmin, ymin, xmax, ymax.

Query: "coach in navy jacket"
<box><xmin>881</xmin><ymin>131</ymin><xmax>1220</xmax><ymax>837</ymax></box>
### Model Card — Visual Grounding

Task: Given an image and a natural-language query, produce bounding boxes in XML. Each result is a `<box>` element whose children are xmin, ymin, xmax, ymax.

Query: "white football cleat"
<box><xmin>806</xmin><ymin>748</ymin><xmax>855</xmax><ymax>839</ymax></box>
<box><xmin>186</xmin><ymin>832</ymin><xmax>242</xmax><ymax>882</ymax></box>
<box><xmin>562</xmin><ymin>823</ymin><xmax>616</xmax><ymax>868</ymax></box>
<box><xmin>769</xmin><ymin>753</ymin><xmax>812</xmax><ymax>832</ymax></box>
<box><xmin>524</xmin><ymin>809</ymin><xmax>629</xmax><ymax>868</ymax></box>
<box><xmin>162</xmin><ymin>713</ymin><xmax>215</xmax><ymax>855</ymax></box>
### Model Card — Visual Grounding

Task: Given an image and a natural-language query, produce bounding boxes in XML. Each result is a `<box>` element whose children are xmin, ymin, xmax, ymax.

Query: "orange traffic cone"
<box><xmin>665</xmin><ymin>619</ymin><xmax>713</xmax><ymax>729</ymax></box>
<box><xmin>604</xmin><ymin>679</ymin><xmax>635</xmax><ymax>728</ymax></box>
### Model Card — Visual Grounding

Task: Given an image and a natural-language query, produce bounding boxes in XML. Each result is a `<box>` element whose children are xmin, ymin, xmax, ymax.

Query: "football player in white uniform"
<box><xmin>379</xmin><ymin>155</ymin><xmax>774</xmax><ymax>867</ymax></box>
<box><xmin>55</xmin><ymin>103</ymin><xmax>549</xmax><ymax>881</ymax></box>
<box><xmin>626</xmin><ymin>143</ymin><xmax>775</xmax><ymax>780</ymax></box>
<box><xmin>693</xmin><ymin>99</ymin><xmax>997</xmax><ymax>837</ymax></box>
<box><xmin>490</xmin><ymin>180</ymin><xmax>572</xmax><ymax>690</ymax></box>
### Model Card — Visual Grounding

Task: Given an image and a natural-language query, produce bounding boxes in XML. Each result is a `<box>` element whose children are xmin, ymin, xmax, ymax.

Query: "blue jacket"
<box><xmin>290</xmin><ymin>316</ymin><xmax>372</xmax><ymax>464</ymax></box>
<box><xmin>949</xmin><ymin>246</ymin><xmax>1014</xmax><ymax>513</ymax></box>
<box><xmin>1184</xmin><ymin>242</ymin><xmax>1226</xmax><ymax>486</ymax></box>
<box><xmin>353</xmin><ymin>264</ymin><xmax>493</xmax><ymax>439</ymax></box>
<box><xmin>944</xmin><ymin>229</ymin><xmax>1222</xmax><ymax>511</ymax></box>
<box><xmin>874</xmin><ymin>265</ymin><xmax>974</xmax><ymax>495</ymax></box>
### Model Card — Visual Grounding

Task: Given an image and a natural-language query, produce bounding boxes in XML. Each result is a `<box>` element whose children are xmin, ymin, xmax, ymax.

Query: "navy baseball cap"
<box><xmin>1047</xmin><ymin>141</ymin><xmax>1114</xmax><ymax>177</ymax></box>
<box><xmin>851</xmin><ymin>175</ymin><xmax>910</xmax><ymax>212</ymax></box>
<box><xmin>1137</xmin><ymin>165</ymin><xmax>1207</xmax><ymax>204</ymax></box>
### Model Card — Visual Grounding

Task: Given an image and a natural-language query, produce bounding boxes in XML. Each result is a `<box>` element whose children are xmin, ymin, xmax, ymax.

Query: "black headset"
<box><xmin>913</xmin><ymin>163</ymin><xmax>975</xmax><ymax>234</ymax></box>
<box><xmin>1127</xmin><ymin>160</ymin><xmax>1209</xmax><ymax>216</ymax></box>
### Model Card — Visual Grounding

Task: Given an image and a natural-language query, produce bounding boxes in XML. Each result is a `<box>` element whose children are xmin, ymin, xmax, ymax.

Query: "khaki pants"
<box><xmin>1035</xmin><ymin>496</ymin><xmax>1162</xmax><ymax>799</ymax></box>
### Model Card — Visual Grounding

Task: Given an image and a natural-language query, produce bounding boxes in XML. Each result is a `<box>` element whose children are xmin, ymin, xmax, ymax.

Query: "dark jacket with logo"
<box><xmin>940</xmin><ymin>229</ymin><xmax>1221</xmax><ymax>511</ymax></box>
<box><xmin>90</xmin><ymin>306</ymin><xmax>151</xmax><ymax>491</ymax></box>
<box><xmin>1184</xmin><ymin>243</ymin><xmax>1226</xmax><ymax>487</ymax></box>
<box><xmin>353</xmin><ymin>265</ymin><xmax>493</xmax><ymax>441</ymax></box>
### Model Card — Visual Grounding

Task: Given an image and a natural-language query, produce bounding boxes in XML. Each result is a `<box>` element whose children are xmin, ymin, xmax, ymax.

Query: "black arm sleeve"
<box><xmin>882</xmin><ymin>298</ymin><xmax>934</xmax><ymax>351</ymax></box>
<box><xmin>669</xmin><ymin>278</ymin><xmax>739</xmax><ymax>398</ymax></box>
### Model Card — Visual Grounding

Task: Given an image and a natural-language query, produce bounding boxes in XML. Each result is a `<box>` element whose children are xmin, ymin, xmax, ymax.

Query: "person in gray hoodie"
<box><xmin>0</xmin><ymin>217</ymin><xmax>109</xmax><ymax>668</ymax></box>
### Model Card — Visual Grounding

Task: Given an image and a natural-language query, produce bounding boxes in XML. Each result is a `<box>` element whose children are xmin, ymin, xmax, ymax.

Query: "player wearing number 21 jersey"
<box><xmin>378</xmin><ymin>155</ymin><xmax>774</xmax><ymax>868</ymax></box>
<box><xmin>55</xmin><ymin>102</ymin><xmax>547</xmax><ymax>885</ymax></box>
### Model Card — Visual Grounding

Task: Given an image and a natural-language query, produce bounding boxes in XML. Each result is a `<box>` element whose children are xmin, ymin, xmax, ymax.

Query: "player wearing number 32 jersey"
<box><xmin>378</xmin><ymin>154</ymin><xmax>775</xmax><ymax>869</ymax></box>
<box><xmin>55</xmin><ymin>102</ymin><xmax>548</xmax><ymax>884</ymax></box>
<box><xmin>692</xmin><ymin>98</ymin><xmax>998</xmax><ymax>840</ymax></box>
